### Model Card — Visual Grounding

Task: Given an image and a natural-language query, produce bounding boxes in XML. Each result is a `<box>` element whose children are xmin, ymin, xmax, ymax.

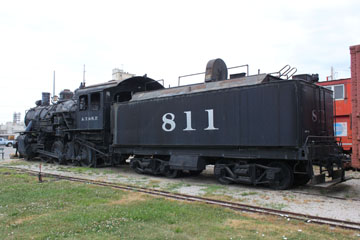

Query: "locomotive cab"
<box><xmin>66</xmin><ymin>76</ymin><xmax>164</xmax><ymax>166</ymax></box>
<box><xmin>75</xmin><ymin>76</ymin><xmax>164</xmax><ymax>131</ymax></box>
<box><xmin>77</xmin><ymin>92</ymin><xmax>103</xmax><ymax>130</ymax></box>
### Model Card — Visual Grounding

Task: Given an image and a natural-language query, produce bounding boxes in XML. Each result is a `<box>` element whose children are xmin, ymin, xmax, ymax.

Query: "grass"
<box><xmin>0</xmin><ymin>168</ymin><xmax>358</xmax><ymax>239</ymax></box>
<box><xmin>240</xmin><ymin>191</ymin><xmax>258</xmax><ymax>196</ymax></box>
<box><xmin>164</xmin><ymin>182</ymin><xmax>188</xmax><ymax>192</ymax></box>
<box><xmin>263</xmin><ymin>203</ymin><xmax>288</xmax><ymax>210</ymax></box>
<box><xmin>146</xmin><ymin>180</ymin><xmax>161</xmax><ymax>188</ymax></box>
<box><xmin>55</xmin><ymin>166</ymin><xmax>119</xmax><ymax>175</ymax></box>
<box><xmin>202</xmin><ymin>184</ymin><xmax>225</xmax><ymax>195</ymax></box>
<box><xmin>2</xmin><ymin>159</ymin><xmax>33</xmax><ymax>166</ymax></box>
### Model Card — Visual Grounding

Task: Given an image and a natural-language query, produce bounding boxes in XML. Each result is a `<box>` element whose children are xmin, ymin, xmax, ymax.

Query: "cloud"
<box><xmin>0</xmin><ymin>0</ymin><xmax>359</xmax><ymax>123</ymax></box>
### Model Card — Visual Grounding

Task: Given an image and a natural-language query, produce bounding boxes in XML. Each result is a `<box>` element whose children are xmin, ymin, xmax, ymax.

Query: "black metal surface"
<box><xmin>169</xmin><ymin>155</ymin><xmax>206</xmax><ymax>170</ymax></box>
<box><xmin>114</xmin><ymin>80</ymin><xmax>325</xmax><ymax>148</ymax></box>
<box><xmin>293</xmin><ymin>74</ymin><xmax>319</xmax><ymax>82</ymax></box>
<box><xmin>17</xmin><ymin>58</ymin><xmax>345</xmax><ymax>188</ymax></box>
<box><xmin>76</xmin><ymin>76</ymin><xmax>164</xmax><ymax>130</ymax></box>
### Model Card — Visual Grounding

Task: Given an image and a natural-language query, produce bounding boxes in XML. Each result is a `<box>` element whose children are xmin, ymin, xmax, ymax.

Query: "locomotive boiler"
<box><xmin>18</xmin><ymin>59</ymin><xmax>346</xmax><ymax>189</ymax></box>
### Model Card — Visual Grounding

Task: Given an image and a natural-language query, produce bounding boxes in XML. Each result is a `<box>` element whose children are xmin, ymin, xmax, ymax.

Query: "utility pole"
<box><xmin>83</xmin><ymin>64</ymin><xmax>86</xmax><ymax>85</ymax></box>
<box><xmin>53</xmin><ymin>70</ymin><xmax>55</xmax><ymax>98</ymax></box>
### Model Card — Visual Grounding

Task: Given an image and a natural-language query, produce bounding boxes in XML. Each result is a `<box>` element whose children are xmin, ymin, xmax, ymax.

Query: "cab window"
<box><xmin>90</xmin><ymin>92</ymin><xmax>100</xmax><ymax>111</ymax></box>
<box><xmin>79</xmin><ymin>95</ymin><xmax>88</xmax><ymax>110</ymax></box>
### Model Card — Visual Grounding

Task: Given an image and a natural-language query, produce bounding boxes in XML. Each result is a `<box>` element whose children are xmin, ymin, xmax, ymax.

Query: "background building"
<box><xmin>0</xmin><ymin>113</ymin><xmax>25</xmax><ymax>139</ymax></box>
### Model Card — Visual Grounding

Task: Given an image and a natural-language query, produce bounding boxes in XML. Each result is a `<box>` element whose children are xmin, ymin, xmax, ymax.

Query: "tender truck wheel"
<box><xmin>164</xmin><ymin>167</ymin><xmax>181</xmax><ymax>178</ymax></box>
<box><xmin>268</xmin><ymin>162</ymin><xmax>294</xmax><ymax>190</ymax></box>
<box><xmin>214</xmin><ymin>163</ymin><xmax>233</xmax><ymax>185</ymax></box>
<box><xmin>293</xmin><ymin>174</ymin><xmax>310</xmax><ymax>186</ymax></box>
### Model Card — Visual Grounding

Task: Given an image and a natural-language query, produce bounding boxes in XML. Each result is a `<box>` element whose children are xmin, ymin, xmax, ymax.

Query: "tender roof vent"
<box><xmin>205</xmin><ymin>58</ymin><xmax>228</xmax><ymax>82</ymax></box>
<box><xmin>292</xmin><ymin>74</ymin><xmax>319</xmax><ymax>83</ymax></box>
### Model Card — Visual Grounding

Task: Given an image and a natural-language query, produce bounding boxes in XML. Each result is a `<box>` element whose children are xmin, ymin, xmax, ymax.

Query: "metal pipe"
<box><xmin>53</xmin><ymin>71</ymin><xmax>55</xmax><ymax>98</ymax></box>
<box><xmin>178</xmin><ymin>71</ymin><xmax>206</xmax><ymax>86</ymax></box>
<box><xmin>227</xmin><ymin>64</ymin><xmax>249</xmax><ymax>76</ymax></box>
<box><xmin>178</xmin><ymin>64</ymin><xmax>249</xmax><ymax>86</ymax></box>
<box><xmin>83</xmin><ymin>64</ymin><xmax>86</xmax><ymax>85</ymax></box>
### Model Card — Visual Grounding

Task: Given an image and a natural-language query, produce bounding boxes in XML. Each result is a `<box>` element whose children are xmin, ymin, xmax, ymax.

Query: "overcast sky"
<box><xmin>0</xmin><ymin>0</ymin><xmax>359</xmax><ymax>124</ymax></box>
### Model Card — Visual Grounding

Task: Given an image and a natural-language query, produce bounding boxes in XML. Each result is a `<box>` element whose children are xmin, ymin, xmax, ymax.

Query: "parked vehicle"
<box><xmin>0</xmin><ymin>137</ymin><xmax>15</xmax><ymax>147</ymax></box>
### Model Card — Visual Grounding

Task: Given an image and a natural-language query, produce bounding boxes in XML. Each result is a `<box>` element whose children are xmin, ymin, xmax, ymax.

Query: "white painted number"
<box><xmin>183</xmin><ymin>111</ymin><xmax>195</xmax><ymax>131</ymax></box>
<box><xmin>162</xmin><ymin>113</ymin><xmax>176</xmax><ymax>132</ymax></box>
<box><xmin>162</xmin><ymin>109</ymin><xmax>219</xmax><ymax>132</ymax></box>
<box><xmin>204</xmin><ymin>109</ymin><xmax>219</xmax><ymax>130</ymax></box>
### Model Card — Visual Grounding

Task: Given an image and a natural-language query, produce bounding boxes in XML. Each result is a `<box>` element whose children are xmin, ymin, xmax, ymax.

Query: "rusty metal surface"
<box><xmin>132</xmin><ymin>74</ymin><xmax>268</xmax><ymax>101</ymax></box>
<box><xmin>205</xmin><ymin>58</ymin><xmax>228</xmax><ymax>82</ymax></box>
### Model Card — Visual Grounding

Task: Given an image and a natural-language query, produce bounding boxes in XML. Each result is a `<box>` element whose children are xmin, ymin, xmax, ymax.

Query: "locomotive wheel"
<box><xmin>268</xmin><ymin>162</ymin><xmax>293</xmax><ymax>190</ymax></box>
<box><xmin>64</xmin><ymin>142</ymin><xmax>75</xmax><ymax>164</ymax></box>
<box><xmin>78</xmin><ymin>146</ymin><xmax>94</xmax><ymax>167</ymax></box>
<box><xmin>214</xmin><ymin>164</ymin><xmax>233</xmax><ymax>185</ymax></box>
<box><xmin>70</xmin><ymin>143</ymin><xmax>81</xmax><ymax>166</ymax></box>
<box><xmin>51</xmin><ymin>141</ymin><xmax>64</xmax><ymax>164</ymax></box>
<box><xmin>164</xmin><ymin>168</ymin><xmax>181</xmax><ymax>178</ymax></box>
<box><xmin>130</xmin><ymin>159</ymin><xmax>144</xmax><ymax>174</ymax></box>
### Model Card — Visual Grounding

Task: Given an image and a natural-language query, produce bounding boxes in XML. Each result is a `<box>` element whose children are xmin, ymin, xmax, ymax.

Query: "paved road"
<box><xmin>0</xmin><ymin>145</ymin><xmax>15</xmax><ymax>160</ymax></box>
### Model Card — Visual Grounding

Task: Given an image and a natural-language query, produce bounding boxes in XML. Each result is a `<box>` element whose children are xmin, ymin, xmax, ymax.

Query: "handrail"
<box><xmin>287</xmin><ymin>68</ymin><xmax>297</xmax><ymax>79</ymax></box>
<box><xmin>303</xmin><ymin>135</ymin><xmax>339</xmax><ymax>147</ymax></box>
<box><xmin>279</xmin><ymin>65</ymin><xmax>291</xmax><ymax>77</ymax></box>
<box><xmin>177</xmin><ymin>64</ymin><xmax>249</xmax><ymax>86</ymax></box>
<box><xmin>271</xmin><ymin>65</ymin><xmax>298</xmax><ymax>80</ymax></box>
<box><xmin>178</xmin><ymin>71</ymin><xmax>205</xmax><ymax>86</ymax></box>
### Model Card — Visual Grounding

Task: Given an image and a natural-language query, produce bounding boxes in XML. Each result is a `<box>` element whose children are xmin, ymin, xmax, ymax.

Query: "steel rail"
<box><xmin>291</xmin><ymin>190</ymin><xmax>360</xmax><ymax>202</ymax></box>
<box><xmin>3</xmin><ymin>163</ymin><xmax>359</xmax><ymax>202</ymax></box>
<box><xmin>1</xmin><ymin>166</ymin><xmax>360</xmax><ymax>231</ymax></box>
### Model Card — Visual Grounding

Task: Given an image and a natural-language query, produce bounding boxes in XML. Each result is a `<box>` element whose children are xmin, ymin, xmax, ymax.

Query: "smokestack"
<box><xmin>42</xmin><ymin>92</ymin><xmax>50</xmax><ymax>106</ymax></box>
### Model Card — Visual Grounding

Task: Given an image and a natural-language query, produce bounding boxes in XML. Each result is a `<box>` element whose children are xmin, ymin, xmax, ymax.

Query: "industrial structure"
<box><xmin>0</xmin><ymin>121</ymin><xmax>25</xmax><ymax>139</ymax></box>
<box><xmin>317</xmin><ymin>78</ymin><xmax>352</xmax><ymax>153</ymax></box>
<box><xmin>112</xmin><ymin>68</ymin><xmax>135</xmax><ymax>82</ymax></box>
<box><xmin>317</xmin><ymin>44</ymin><xmax>360</xmax><ymax>169</ymax></box>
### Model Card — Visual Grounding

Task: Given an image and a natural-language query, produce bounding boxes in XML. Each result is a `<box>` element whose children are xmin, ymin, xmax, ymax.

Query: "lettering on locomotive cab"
<box><xmin>312</xmin><ymin>110</ymin><xmax>318</xmax><ymax>122</ymax></box>
<box><xmin>81</xmin><ymin>116</ymin><xmax>99</xmax><ymax>121</ymax></box>
<box><xmin>162</xmin><ymin>109</ymin><xmax>219</xmax><ymax>132</ymax></box>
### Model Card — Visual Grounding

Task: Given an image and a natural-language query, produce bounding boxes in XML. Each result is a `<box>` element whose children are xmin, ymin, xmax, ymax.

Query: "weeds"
<box><xmin>0</xmin><ymin>170</ymin><xmax>357</xmax><ymax>240</ymax></box>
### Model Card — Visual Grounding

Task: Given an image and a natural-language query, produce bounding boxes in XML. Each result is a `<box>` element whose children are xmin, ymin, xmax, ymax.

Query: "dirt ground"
<box><xmin>1</xmin><ymin>146</ymin><xmax>360</xmax><ymax>224</ymax></box>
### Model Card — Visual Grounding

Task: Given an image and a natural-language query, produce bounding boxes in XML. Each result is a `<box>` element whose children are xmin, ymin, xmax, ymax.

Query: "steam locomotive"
<box><xmin>18</xmin><ymin>59</ymin><xmax>346</xmax><ymax>189</ymax></box>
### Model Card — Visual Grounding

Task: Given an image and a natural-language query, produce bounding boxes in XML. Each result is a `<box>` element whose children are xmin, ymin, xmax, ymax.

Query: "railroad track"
<box><xmin>5</xmin><ymin>163</ymin><xmax>360</xmax><ymax>203</ymax></box>
<box><xmin>1</xmin><ymin>166</ymin><xmax>360</xmax><ymax>231</ymax></box>
<box><xmin>291</xmin><ymin>190</ymin><xmax>360</xmax><ymax>202</ymax></box>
